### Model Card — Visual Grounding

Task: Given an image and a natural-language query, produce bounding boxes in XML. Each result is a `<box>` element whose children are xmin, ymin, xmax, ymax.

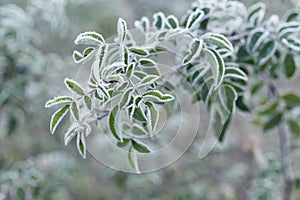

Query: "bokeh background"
<box><xmin>0</xmin><ymin>0</ymin><xmax>299</xmax><ymax>199</ymax></box>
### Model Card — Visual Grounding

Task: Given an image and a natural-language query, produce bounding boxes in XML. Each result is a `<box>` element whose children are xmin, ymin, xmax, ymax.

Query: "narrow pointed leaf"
<box><xmin>117</xmin><ymin>18</ymin><xmax>127</xmax><ymax>43</ymax></box>
<box><xmin>263</xmin><ymin>112</ymin><xmax>283</xmax><ymax>132</ymax></box>
<box><xmin>126</xmin><ymin>62</ymin><xmax>136</xmax><ymax>78</ymax></box>
<box><xmin>65</xmin><ymin>78</ymin><xmax>85</xmax><ymax>96</ymax></box>
<box><xmin>131</xmin><ymin>139</ymin><xmax>151</xmax><ymax>153</ymax></box>
<box><xmin>166</xmin><ymin>15</ymin><xmax>179</xmax><ymax>29</ymax></box>
<box><xmin>64</xmin><ymin>124</ymin><xmax>78</xmax><ymax>146</ymax></box>
<box><xmin>186</xmin><ymin>8</ymin><xmax>204</xmax><ymax>29</ymax></box>
<box><xmin>284</xmin><ymin>53</ymin><xmax>297</xmax><ymax>78</ymax></box>
<box><xmin>282</xmin><ymin>36</ymin><xmax>300</xmax><ymax>52</ymax></box>
<box><xmin>145</xmin><ymin>102</ymin><xmax>159</xmax><ymax>133</ymax></box>
<box><xmin>76</xmin><ymin>132</ymin><xmax>86</xmax><ymax>159</ymax></box>
<box><xmin>129</xmin><ymin>47</ymin><xmax>149</xmax><ymax>56</ymax></box>
<box><xmin>183</xmin><ymin>38</ymin><xmax>203</xmax><ymax>65</ymax></box>
<box><xmin>142</xmin><ymin>90</ymin><xmax>174</xmax><ymax>103</ymax></box>
<box><xmin>202</xmin><ymin>33</ymin><xmax>233</xmax><ymax>52</ymax></box>
<box><xmin>70</xmin><ymin>102</ymin><xmax>79</xmax><ymax>121</ymax></box>
<box><xmin>140</xmin><ymin>58</ymin><xmax>156</xmax><ymax>67</ymax></box>
<box><xmin>50</xmin><ymin>105</ymin><xmax>70</xmax><ymax>134</ymax></box>
<box><xmin>74</xmin><ymin>31</ymin><xmax>105</xmax><ymax>45</ymax></box>
<box><xmin>45</xmin><ymin>96</ymin><xmax>73</xmax><ymax>108</ymax></box>
<box><xmin>153</xmin><ymin>12</ymin><xmax>165</xmax><ymax>29</ymax></box>
<box><xmin>128</xmin><ymin>146</ymin><xmax>140</xmax><ymax>173</ymax></box>
<box><xmin>203</xmin><ymin>48</ymin><xmax>225</xmax><ymax>89</ymax></box>
<box><xmin>137</xmin><ymin>75</ymin><xmax>159</xmax><ymax>88</ymax></box>
<box><xmin>109</xmin><ymin>105</ymin><xmax>121</xmax><ymax>141</ymax></box>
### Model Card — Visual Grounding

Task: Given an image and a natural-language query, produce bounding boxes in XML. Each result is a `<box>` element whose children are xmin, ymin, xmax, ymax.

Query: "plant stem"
<box><xmin>279</xmin><ymin>126</ymin><xmax>294</xmax><ymax>200</ymax></box>
<box><xmin>264</xmin><ymin>73</ymin><xmax>294</xmax><ymax>200</ymax></box>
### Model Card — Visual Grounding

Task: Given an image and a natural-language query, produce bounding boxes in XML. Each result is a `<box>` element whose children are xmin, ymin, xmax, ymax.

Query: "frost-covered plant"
<box><xmin>0</xmin><ymin>152</ymin><xmax>76</xmax><ymax>200</ymax></box>
<box><xmin>46</xmin><ymin>0</ymin><xmax>300</xmax><ymax>198</ymax></box>
<box><xmin>0</xmin><ymin>0</ymin><xmax>78</xmax><ymax>136</ymax></box>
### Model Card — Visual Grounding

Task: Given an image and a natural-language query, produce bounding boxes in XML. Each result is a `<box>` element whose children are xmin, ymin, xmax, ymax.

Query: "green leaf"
<box><xmin>50</xmin><ymin>105</ymin><xmax>70</xmax><ymax>134</ymax></box>
<box><xmin>257</xmin><ymin>40</ymin><xmax>276</xmax><ymax>65</ymax></box>
<box><xmin>70</xmin><ymin>102</ymin><xmax>79</xmax><ymax>121</ymax></box>
<box><xmin>131</xmin><ymin>139</ymin><xmax>151</xmax><ymax>153</ymax></box>
<box><xmin>65</xmin><ymin>78</ymin><xmax>85</xmax><ymax>96</ymax></box>
<box><xmin>218</xmin><ymin>114</ymin><xmax>231</xmax><ymax>143</ymax></box>
<box><xmin>72</xmin><ymin>47</ymin><xmax>96</xmax><ymax>64</ymax></box>
<box><xmin>166</xmin><ymin>15</ymin><xmax>179</xmax><ymax>29</ymax></box>
<box><xmin>281</xmin><ymin>36</ymin><xmax>300</xmax><ymax>52</ymax></box>
<box><xmin>45</xmin><ymin>96</ymin><xmax>73</xmax><ymax>108</ymax></box>
<box><xmin>142</xmin><ymin>90</ymin><xmax>174</xmax><ymax>103</ymax></box>
<box><xmin>203</xmin><ymin>48</ymin><xmax>225</xmax><ymax>89</ymax></box>
<box><xmin>64</xmin><ymin>124</ymin><xmax>77</xmax><ymax>145</ymax></box>
<box><xmin>246</xmin><ymin>29</ymin><xmax>268</xmax><ymax>52</ymax></box>
<box><xmin>277</xmin><ymin>22</ymin><xmax>300</xmax><ymax>38</ymax></box>
<box><xmin>74</xmin><ymin>31</ymin><xmax>105</xmax><ymax>45</ymax></box>
<box><xmin>128</xmin><ymin>146</ymin><xmax>139</xmax><ymax>173</ymax></box>
<box><xmin>130</xmin><ymin>107</ymin><xmax>147</xmax><ymax>122</ymax></box>
<box><xmin>109</xmin><ymin>105</ymin><xmax>122</xmax><ymax>141</ymax></box>
<box><xmin>132</xmin><ymin>124</ymin><xmax>147</xmax><ymax>135</ymax></box>
<box><xmin>140</xmin><ymin>58</ymin><xmax>156</xmax><ymax>67</ymax></box>
<box><xmin>153</xmin><ymin>12</ymin><xmax>165</xmax><ymax>29</ymax></box>
<box><xmin>236</xmin><ymin>96</ymin><xmax>250</xmax><ymax>112</ymax></box>
<box><xmin>250</xmin><ymin>80</ymin><xmax>265</xmax><ymax>95</ymax></box>
<box><xmin>134</xmin><ymin>70</ymin><xmax>147</xmax><ymax>80</ymax></box>
<box><xmin>263</xmin><ymin>112</ymin><xmax>283</xmax><ymax>132</ymax></box>
<box><xmin>224</xmin><ymin>67</ymin><xmax>248</xmax><ymax>82</ymax></box>
<box><xmin>97</xmin><ymin>83</ymin><xmax>110</xmax><ymax>99</ymax></box>
<box><xmin>284</xmin><ymin>53</ymin><xmax>297</xmax><ymax>78</ymax></box>
<box><xmin>145</xmin><ymin>102</ymin><xmax>159</xmax><ymax>133</ymax></box>
<box><xmin>257</xmin><ymin>101</ymin><xmax>279</xmax><ymax>116</ymax></box>
<box><xmin>136</xmin><ymin>16</ymin><xmax>150</xmax><ymax>33</ymax></box>
<box><xmin>117</xmin><ymin>81</ymin><xmax>129</xmax><ymax>92</ymax></box>
<box><xmin>122</xmin><ymin>46</ymin><xmax>129</xmax><ymax>65</ymax></box>
<box><xmin>126</xmin><ymin>62</ymin><xmax>136</xmax><ymax>78</ymax></box>
<box><xmin>186</xmin><ymin>8</ymin><xmax>204</xmax><ymax>29</ymax></box>
<box><xmin>212</xmin><ymin>109</ymin><xmax>231</xmax><ymax>143</ymax></box>
<box><xmin>288</xmin><ymin>119</ymin><xmax>300</xmax><ymax>137</ymax></box>
<box><xmin>202</xmin><ymin>33</ymin><xmax>233</xmax><ymax>52</ymax></box>
<box><xmin>137</xmin><ymin>75</ymin><xmax>159</xmax><ymax>88</ymax></box>
<box><xmin>97</xmin><ymin>44</ymin><xmax>108</xmax><ymax>69</ymax></box>
<box><xmin>84</xmin><ymin>95</ymin><xmax>92</xmax><ymax>110</ymax></box>
<box><xmin>72</xmin><ymin>50</ymin><xmax>83</xmax><ymax>63</ymax></box>
<box><xmin>76</xmin><ymin>132</ymin><xmax>86</xmax><ymax>159</ymax></box>
<box><xmin>117</xmin><ymin>18</ymin><xmax>127</xmax><ymax>43</ymax></box>
<box><xmin>117</xmin><ymin>138</ymin><xmax>130</xmax><ymax>148</ymax></box>
<box><xmin>17</xmin><ymin>188</ymin><xmax>25</xmax><ymax>200</ymax></box>
<box><xmin>281</xmin><ymin>93</ymin><xmax>300</xmax><ymax>108</ymax></box>
<box><xmin>247</xmin><ymin>2</ymin><xmax>265</xmax><ymax>26</ymax></box>
<box><xmin>129</xmin><ymin>47</ymin><xmax>149</xmax><ymax>56</ymax></box>
<box><xmin>223</xmin><ymin>84</ymin><xmax>238</xmax><ymax>113</ymax></box>
<box><xmin>284</xmin><ymin>9</ymin><xmax>300</xmax><ymax>22</ymax></box>
<box><xmin>182</xmin><ymin>38</ymin><xmax>203</xmax><ymax>65</ymax></box>
<box><xmin>120</xmin><ymin>88</ymin><xmax>134</xmax><ymax>109</ymax></box>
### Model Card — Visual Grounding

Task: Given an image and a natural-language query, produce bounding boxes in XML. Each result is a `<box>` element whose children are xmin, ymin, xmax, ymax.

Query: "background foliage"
<box><xmin>1</xmin><ymin>0</ymin><xmax>300</xmax><ymax>199</ymax></box>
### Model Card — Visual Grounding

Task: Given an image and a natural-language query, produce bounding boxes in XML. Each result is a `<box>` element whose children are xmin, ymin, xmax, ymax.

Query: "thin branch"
<box><xmin>264</xmin><ymin>73</ymin><xmax>294</xmax><ymax>200</ymax></box>
<box><xmin>227</xmin><ymin>32</ymin><xmax>248</xmax><ymax>42</ymax></box>
<box><xmin>279</xmin><ymin>126</ymin><xmax>294</xmax><ymax>200</ymax></box>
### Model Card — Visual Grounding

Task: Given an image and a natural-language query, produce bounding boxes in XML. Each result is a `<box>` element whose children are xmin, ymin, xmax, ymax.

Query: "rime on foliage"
<box><xmin>45</xmin><ymin>0</ymin><xmax>300</xmax><ymax>172</ymax></box>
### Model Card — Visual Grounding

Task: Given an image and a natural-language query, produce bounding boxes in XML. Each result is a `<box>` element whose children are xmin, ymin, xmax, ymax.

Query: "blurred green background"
<box><xmin>0</xmin><ymin>0</ymin><xmax>299</xmax><ymax>199</ymax></box>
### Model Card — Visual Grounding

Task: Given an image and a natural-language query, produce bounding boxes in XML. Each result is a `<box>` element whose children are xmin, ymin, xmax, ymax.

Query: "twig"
<box><xmin>227</xmin><ymin>32</ymin><xmax>248</xmax><ymax>42</ymax></box>
<box><xmin>264</xmin><ymin>73</ymin><xmax>294</xmax><ymax>200</ymax></box>
<box><xmin>279</xmin><ymin>126</ymin><xmax>294</xmax><ymax>200</ymax></box>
